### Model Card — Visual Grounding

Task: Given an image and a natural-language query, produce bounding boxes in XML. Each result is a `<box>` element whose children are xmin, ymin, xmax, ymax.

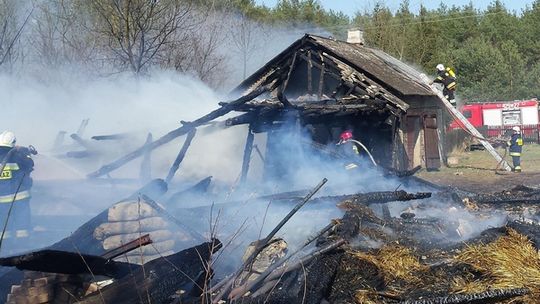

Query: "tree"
<box><xmin>87</xmin><ymin>0</ymin><xmax>198</xmax><ymax>73</ymax></box>
<box><xmin>0</xmin><ymin>0</ymin><xmax>32</xmax><ymax>71</ymax></box>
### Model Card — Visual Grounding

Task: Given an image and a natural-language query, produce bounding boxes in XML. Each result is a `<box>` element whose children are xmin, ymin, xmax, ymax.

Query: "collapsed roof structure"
<box><xmin>227</xmin><ymin>34</ymin><xmax>445</xmax><ymax>175</ymax></box>
<box><xmin>86</xmin><ymin>34</ymin><xmax>445</xmax><ymax>183</ymax></box>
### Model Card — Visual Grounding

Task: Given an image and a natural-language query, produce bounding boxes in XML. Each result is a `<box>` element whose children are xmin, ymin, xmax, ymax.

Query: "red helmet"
<box><xmin>339</xmin><ymin>130</ymin><xmax>353</xmax><ymax>142</ymax></box>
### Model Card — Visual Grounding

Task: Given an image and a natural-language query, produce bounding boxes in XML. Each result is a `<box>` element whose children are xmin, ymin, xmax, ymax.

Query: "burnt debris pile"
<box><xmin>2</xmin><ymin>33</ymin><xmax>540</xmax><ymax>304</ymax></box>
<box><xmin>2</xmin><ymin>178</ymin><xmax>540</xmax><ymax>303</ymax></box>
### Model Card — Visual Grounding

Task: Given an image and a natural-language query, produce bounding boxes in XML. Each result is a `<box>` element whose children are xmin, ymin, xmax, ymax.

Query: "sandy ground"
<box><xmin>418</xmin><ymin>144</ymin><xmax>540</xmax><ymax>193</ymax></box>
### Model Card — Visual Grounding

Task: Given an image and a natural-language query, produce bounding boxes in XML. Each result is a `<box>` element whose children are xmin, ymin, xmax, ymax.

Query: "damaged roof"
<box><xmin>235</xmin><ymin>34</ymin><xmax>435</xmax><ymax>98</ymax></box>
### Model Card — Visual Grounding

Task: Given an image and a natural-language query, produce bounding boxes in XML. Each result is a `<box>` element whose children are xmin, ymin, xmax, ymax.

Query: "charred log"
<box><xmin>0</xmin><ymin>250</ymin><xmax>135</xmax><ymax>279</ymax></box>
<box><xmin>398</xmin><ymin>288</ymin><xmax>528</xmax><ymax>304</ymax></box>
<box><xmin>165</xmin><ymin>128</ymin><xmax>196</xmax><ymax>184</ymax></box>
<box><xmin>337</xmin><ymin>190</ymin><xmax>431</xmax><ymax>207</ymax></box>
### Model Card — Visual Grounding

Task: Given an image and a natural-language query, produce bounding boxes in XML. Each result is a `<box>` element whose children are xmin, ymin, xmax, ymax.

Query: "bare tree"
<box><xmin>0</xmin><ymin>0</ymin><xmax>33</xmax><ymax>72</ymax></box>
<box><xmin>30</xmin><ymin>0</ymin><xmax>101</xmax><ymax>72</ymax></box>
<box><xmin>229</xmin><ymin>14</ymin><xmax>263</xmax><ymax>80</ymax></box>
<box><xmin>88</xmin><ymin>0</ymin><xmax>198</xmax><ymax>74</ymax></box>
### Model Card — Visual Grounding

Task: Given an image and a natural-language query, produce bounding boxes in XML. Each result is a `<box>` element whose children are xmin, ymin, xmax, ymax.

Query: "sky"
<box><xmin>255</xmin><ymin>0</ymin><xmax>536</xmax><ymax>16</ymax></box>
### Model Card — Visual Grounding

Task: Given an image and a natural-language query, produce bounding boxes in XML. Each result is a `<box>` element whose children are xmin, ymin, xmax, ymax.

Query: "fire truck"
<box><xmin>449</xmin><ymin>99</ymin><xmax>540</xmax><ymax>140</ymax></box>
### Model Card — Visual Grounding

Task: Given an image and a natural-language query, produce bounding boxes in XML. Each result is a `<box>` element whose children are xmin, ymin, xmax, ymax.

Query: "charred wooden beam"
<box><xmin>101</xmin><ymin>234</ymin><xmax>152</xmax><ymax>260</ymax></box>
<box><xmin>225</xmin><ymin>112</ymin><xmax>257</xmax><ymax>127</ymax></box>
<box><xmin>165</xmin><ymin>128</ymin><xmax>196</xmax><ymax>184</ymax></box>
<box><xmin>277</xmin><ymin>87</ymin><xmax>293</xmax><ymax>108</ymax></box>
<box><xmin>70</xmin><ymin>133</ymin><xmax>92</xmax><ymax>150</ymax></box>
<box><xmin>91</xmin><ymin>134</ymin><xmax>129</xmax><ymax>141</ymax></box>
<box><xmin>0</xmin><ymin>250</ymin><xmax>134</xmax><ymax>279</ymax></box>
<box><xmin>307</xmin><ymin>50</ymin><xmax>313</xmax><ymax>94</ymax></box>
<box><xmin>318</xmin><ymin>54</ymin><xmax>326</xmax><ymax>98</ymax></box>
<box><xmin>77</xmin><ymin>118</ymin><xmax>90</xmax><ymax>137</ymax></box>
<box><xmin>398</xmin><ymin>288</ymin><xmax>528</xmax><ymax>304</ymax></box>
<box><xmin>282</xmin><ymin>51</ymin><xmax>298</xmax><ymax>92</ymax></box>
<box><xmin>88</xmin><ymin>85</ymin><xmax>271</xmax><ymax>178</ymax></box>
<box><xmin>349</xmin><ymin>190</ymin><xmax>431</xmax><ymax>205</ymax></box>
<box><xmin>240</xmin><ymin>126</ymin><xmax>255</xmax><ymax>185</ymax></box>
<box><xmin>65</xmin><ymin>150</ymin><xmax>91</xmax><ymax>158</ymax></box>
<box><xmin>468</xmin><ymin>193</ymin><xmax>540</xmax><ymax>205</ymax></box>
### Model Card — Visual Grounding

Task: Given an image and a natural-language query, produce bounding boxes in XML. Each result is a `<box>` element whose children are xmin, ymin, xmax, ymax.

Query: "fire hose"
<box><xmin>349</xmin><ymin>139</ymin><xmax>377</xmax><ymax>167</ymax></box>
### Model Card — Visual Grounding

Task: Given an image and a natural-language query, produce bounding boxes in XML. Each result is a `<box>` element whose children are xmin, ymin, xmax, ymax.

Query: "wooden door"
<box><xmin>406</xmin><ymin>116</ymin><xmax>421</xmax><ymax>169</ymax></box>
<box><xmin>423</xmin><ymin>115</ymin><xmax>441</xmax><ymax>170</ymax></box>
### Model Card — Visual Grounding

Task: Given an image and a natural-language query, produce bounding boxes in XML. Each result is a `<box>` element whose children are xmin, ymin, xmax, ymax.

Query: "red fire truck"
<box><xmin>449</xmin><ymin>99</ymin><xmax>540</xmax><ymax>140</ymax></box>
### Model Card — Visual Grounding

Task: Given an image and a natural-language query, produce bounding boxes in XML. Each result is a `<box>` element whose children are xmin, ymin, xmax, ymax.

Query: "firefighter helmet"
<box><xmin>512</xmin><ymin>126</ymin><xmax>521</xmax><ymax>133</ymax></box>
<box><xmin>339</xmin><ymin>130</ymin><xmax>353</xmax><ymax>142</ymax></box>
<box><xmin>436</xmin><ymin>64</ymin><xmax>445</xmax><ymax>71</ymax></box>
<box><xmin>0</xmin><ymin>131</ymin><xmax>16</xmax><ymax>148</ymax></box>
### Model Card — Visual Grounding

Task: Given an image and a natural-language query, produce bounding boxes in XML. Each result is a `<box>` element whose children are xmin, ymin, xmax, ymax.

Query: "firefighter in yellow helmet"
<box><xmin>0</xmin><ymin>131</ymin><xmax>35</xmax><ymax>239</ymax></box>
<box><xmin>430</xmin><ymin>64</ymin><xmax>457</xmax><ymax>107</ymax></box>
<box><xmin>507</xmin><ymin>126</ymin><xmax>523</xmax><ymax>172</ymax></box>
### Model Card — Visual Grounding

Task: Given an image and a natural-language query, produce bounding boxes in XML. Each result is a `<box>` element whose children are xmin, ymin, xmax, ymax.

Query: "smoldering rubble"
<box><xmin>2</xmin><ymin>34</ymin><xmax>540</xmax><ymax>304</ymax></box>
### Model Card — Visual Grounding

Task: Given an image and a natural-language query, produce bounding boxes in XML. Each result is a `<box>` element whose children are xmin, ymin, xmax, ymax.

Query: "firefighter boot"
<box><xmin>515</xmin><ymin>166</ymin><xmax>522</xmax><ymax>173</ymax></box>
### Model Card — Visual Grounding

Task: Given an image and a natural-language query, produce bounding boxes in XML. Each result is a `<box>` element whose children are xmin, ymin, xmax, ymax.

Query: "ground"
<box><xmin>417</xmin><ymin>143</ymin><xmax>540</xmax><ymax>193</ymax></box>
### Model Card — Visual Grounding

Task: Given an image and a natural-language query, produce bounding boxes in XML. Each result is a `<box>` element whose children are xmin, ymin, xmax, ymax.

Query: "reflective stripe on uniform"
<box><xmin>2</xmin><ymin>163</ymin><xmax>19</xmax><ymax>170</ymax></box>
<box><xmin>345</xmin><ymin>163</ymin><xmax>358</xmax><ymax>170</ymax></box>
<box><xmin>0</xmin><ymin>163</ymin><xmax>20</xmax><ymax>180</ymax></box>
<box><xmin>517</xmin><ymin>138</ymin><xmax>523</xmax><ymax>145</ymax></box>
<box><xmin>447</xmin><ymin>82</ymin><xmax>456</xmax><ymax>89</ymax></box>
<box><xmin>509</xmin><ymin>152</ymin><xmax>521</xmax><ymax>157</ymax></box>
<box><xmin>0</xmin><ymin>190</ymin><xmax>30</xmax><ymax>203</ymax></box>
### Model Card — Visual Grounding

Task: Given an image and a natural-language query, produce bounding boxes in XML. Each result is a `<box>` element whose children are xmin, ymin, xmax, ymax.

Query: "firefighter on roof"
<box><xmin>0</xmin><ymin>131</ymin><xmax>35</xmax><ymax>238</ymax></box>
<box><xmin>430</xmin><ymin>64</ymin><xmax>457</xmax><ymax>107</ymax></box>
<box><xmin>507</xmin><ymin>126</ymin><xmax>523</xmax><ymax>172</ymax></box>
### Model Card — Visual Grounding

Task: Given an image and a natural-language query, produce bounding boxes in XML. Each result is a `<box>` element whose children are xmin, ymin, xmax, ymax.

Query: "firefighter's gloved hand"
<box><xmin>93</xmin><ymin>198</ymin><xmax>177</xmax><ymax>264</ymax></box>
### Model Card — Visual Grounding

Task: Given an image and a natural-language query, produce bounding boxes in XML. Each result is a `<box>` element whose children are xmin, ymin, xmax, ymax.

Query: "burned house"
<box><xmin>228</xmin><ymin>34</ymin><xmax>445</xmax><ymax>175</ymax></box>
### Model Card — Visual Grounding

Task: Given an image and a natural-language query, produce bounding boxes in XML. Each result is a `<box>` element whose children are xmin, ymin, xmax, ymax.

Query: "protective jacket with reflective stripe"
<box><xmin>434</xmin><ymin>70</ymin><xmax>456</xmax><ymax>90</ymax></box>
<box><xmin>0</xmin><ymin>147</ymin><xmax>34</xmax><ymax>201</ymax></box>
<box><xmin>508</xmin><ymin>133</ymin><xmax>523</xmax><ymax>156</ymax></box>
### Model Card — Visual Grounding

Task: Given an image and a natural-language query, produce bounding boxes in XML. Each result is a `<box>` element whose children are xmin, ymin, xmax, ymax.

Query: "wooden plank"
<box><xmin>423</xmin><ymin>116</ymin><xmax>441</xmax><ymax>170</ymax></box>
<box><xmin>240</xmin><ymin>126</ymin><xmax>255</xmax><ymax>184</ymax></box>
<box><xmin>307</xmin><ymin>50</ymin><xmax>313</xmax><ymax>94</ymax></box>
<box><xmin>165</xmin><ymin>128</ymin><xmax>197</xmax><ymax>184</ymax></box>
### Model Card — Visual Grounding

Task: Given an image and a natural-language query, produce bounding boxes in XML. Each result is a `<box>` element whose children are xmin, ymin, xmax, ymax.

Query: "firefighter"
<box><xmin>507</xmin><ymin>126</ymin><xmax>523</xmax><ymax>172</ymax></box>
<box><xmin>336</xmin><ymin>130</ymin><xmax>360</xmax><ymax>170</ymax></box>
<box><xmin>430</xmin><ymin>64</ymin><xmax>457</xmax><ymax>107</ymax></box>
<box><xmin>0</xmin><ymin>131</ymin><xmax>35</xmax><ymax>238</ymax></box>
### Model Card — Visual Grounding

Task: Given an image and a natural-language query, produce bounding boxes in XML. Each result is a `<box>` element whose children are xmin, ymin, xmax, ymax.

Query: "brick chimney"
<box><xmin>347</xmin><ymin>29</ymin><xmax>364</xmax><ymax>45</ymax></box>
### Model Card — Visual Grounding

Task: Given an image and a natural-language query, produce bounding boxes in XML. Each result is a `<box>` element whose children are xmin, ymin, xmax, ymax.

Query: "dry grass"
<box><xmin>354</xmin><ymin>289</ymin><xmax>380</xmax><ymax>304</ymax></box>
<box><xmin>352</xmin><ymin>245</ymin><xmax>426</xmax><ymax>283</ymax></box>
<box><xmin>453</xmin><ymin>228</ymin><xmax>540</xmax><ymax>302</ymax></box>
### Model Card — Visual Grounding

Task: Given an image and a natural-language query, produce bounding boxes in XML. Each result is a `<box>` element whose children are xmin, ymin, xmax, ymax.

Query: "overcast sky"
<box><xmin>255</xmin><ymin>0</ymin><xmax>535</xmax><ymax>16</ymax></box>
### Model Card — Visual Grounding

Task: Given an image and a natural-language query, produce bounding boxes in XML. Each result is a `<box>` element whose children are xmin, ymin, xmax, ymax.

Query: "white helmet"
<box><xmin>0</xmin><ymin>131</ymin><xmax>16</xmax><ymax>148</ymax></box>
<box><xmin>512</xmin><ymin>126</ymin><xmax>521</xmax><ymax>133</ymax></box>
<box><xmin>436</xmin><ymin>64</ymin><xmax>445</xmax><ymax>71</ymax></box>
